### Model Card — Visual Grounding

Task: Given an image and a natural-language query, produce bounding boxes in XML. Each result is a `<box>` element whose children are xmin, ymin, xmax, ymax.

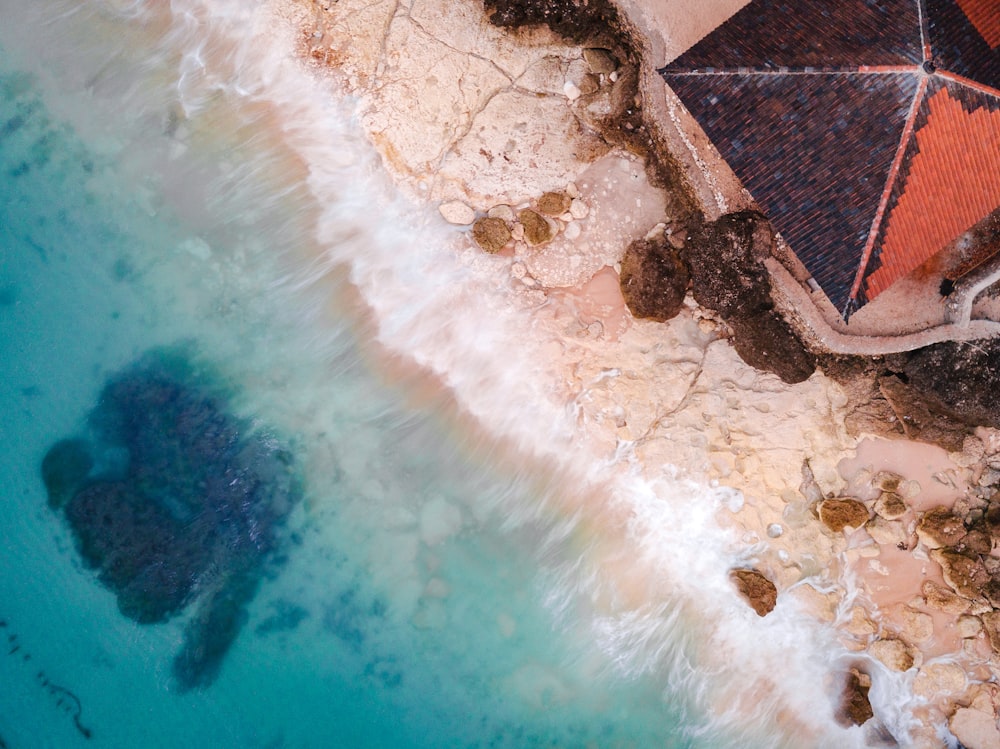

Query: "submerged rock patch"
<box><xmin>40</xmin><ymin>348</ymin><xmax>301</xmax><ymax>691</ymax></box>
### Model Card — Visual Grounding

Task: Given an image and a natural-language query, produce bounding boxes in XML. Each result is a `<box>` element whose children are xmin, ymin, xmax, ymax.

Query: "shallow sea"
<box><xmin>0</xmin><ymin>2</ymin><xmax>899</xmax><ymax>748</ymax></box>
<box><xmin>0</xmin><ymin>3</ymin><xmax>706</xmax><ymax>748</ymax></box>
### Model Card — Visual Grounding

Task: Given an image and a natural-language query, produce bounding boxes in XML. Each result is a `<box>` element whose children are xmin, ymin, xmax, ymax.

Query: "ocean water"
<box><xmin>0</xmin><ymin>2</ymin><xmax>908</xmax><ymax>748</ymax></box>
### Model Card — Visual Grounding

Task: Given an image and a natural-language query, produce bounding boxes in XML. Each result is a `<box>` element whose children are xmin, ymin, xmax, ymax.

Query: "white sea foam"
<box><xmin>0</xmin><ymin>1</ymin><xmax>932</xmax><ymax>745</ymax></box>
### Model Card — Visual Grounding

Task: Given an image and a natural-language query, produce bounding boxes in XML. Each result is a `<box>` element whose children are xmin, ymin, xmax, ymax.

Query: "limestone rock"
<box><xmin>436</xmin><ymin>90</ymin><xmax>609</xmax><ymax>204</ymax></box>
<box><xmin>487</xmin><ymin>204</ymin><xmax>515</xmax><ymax>222</ymax></box>
<box><xmin>921</xmin><ymin>580</ymin><xmax>971</xmax><ymax>615</ymax></box>
<box><xmin>473</xmin><ymin>217</ymin><xmax>512</xmax><ymax>253</ymax></box>
<box><xmin>846</xmin><ymin>606</ymin><xmax>877</xmax><ymax>636</ymax></box>
<box><xmin>818</xmin><ymin>498</ymin><xmax>870</xmax><ymax>532</ymax></box>
<box><xmin>894</xmin><ymin>605</ymin><xmax>933</xmax><ymax>643</ymax></box>
<box><xmin>518</xmin><ymin>209</ymin><xmax>555</xmax><ymax>246</ymax></box>
<box><xmin>917</xmin><ymin>506</ymin><xmax>967</xmax><ymax>549</ymax></box>
<box><xmin>837</xmin><ymin>668</ymin><xmax>874</xmax><ymax>726</ymax></box>
<box><xmin>866</xmin><ymin>515</ymin><xmax>909</xmax><ymax>548</ymax></box>
<box><xmin>837</xmin><ymin>373</ymin><xmax>905</xmax><ymax>441</ymax></box>
<box><xmin>878</xmin><ymin>374</ymin><xmax>970</xmax><ymax>452</ymax></box>
<box><xmin>619</xmin><ymin>235</ymin><xmax>689</xmax><ymax>323</ymax></box>
<box><xmin>583</xmin><ymin>47</ymin><xmax>616</xmax><ymax>75</ymax></box>
<box><xmin>730</xmin><ymin>569</ymin><xmax>777</xmax><ymax>617</ymax></box>
<box><xmin>982</xmin><ymin>611</ymin><xmax>1000</xmax><ymax>653</ymax></box>
<box><xmin>950</xmin><ymin>707</ymin><xmax>1000</xmax><ymax>749</ymax></box>
<box><xmin>362</xmin><ymin>17</ymin><xmax>510</xmax><ymax>175</ymax></box>
<box><xmin>872</xmin><ymin>471</ymin><xmax>903</xmax><ymax>493</ymax></box>
<box><xmin>932</xmin><ymin>549</ymin><xmax>990</xmax><ymax>600</ymax></box>
<box><xmin>968</xmin><ymin>683</ymin><xmax>1000</xmax><ymax>714</ymax></box>
<box><xmin>523</xmin><ymin>153</ymin><xmax>667</xmax><ymax>287</ymax></box>
<box><xmin>536</xmin><ymin>191</ymin><xmax>572</xmax><ymax>217</ymax></box>
<box><xmin>517</xmin><ymin>55</ymin><xmax>570</xmax><ymax>96</ymax></box>
<box><xmin>799</xmin><ymin>460</ymin><xmax>824</xmax><ymax>503</ymax></box>
<box><xmin>438</xmin><ymin>201</ymin><xmax>476</xmax><ymax>225</ymax></box>
<box><xmin>912</xmin><ymin>662</ymin><xmax>967</xmax><ymax>699</ymax></box>
<box><xmin>958</xmin><ymin>615</ymin><xmax>983</xmax><ymax>638</ymax></box>
<box><xmin>787</xmin><ymin>584</ymin><xmax>840</xmax><ymax>622</ymax></box>
<box><xmin>904</xmin><ymin>339</ymin><xmax>1000</xmax><ymax>430</ymax></box>
<box><xmin>985</xmin><ymin>554</ymin><xmax>1000</xmax><ymax>579</ymax></box>
<box><xmin>869</xmin><ymin>638</ymin><xmax>915</xmax><ymax>671</ymax></box>
<box><xmin>569</xmin><ymin>198</ymin><xmax>588</xmax><ymax>219</ymax></box>
<box><xmin>874</xmin><ymin>491</ymin><xmax>908</xmax><ymax>520</ymax></box>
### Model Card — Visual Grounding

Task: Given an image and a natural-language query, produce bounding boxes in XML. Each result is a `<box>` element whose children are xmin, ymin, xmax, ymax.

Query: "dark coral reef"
<box><xmin>41</xmin><ymin>348</ymin><xmax>301</xmax><ymax>691</ymax></box>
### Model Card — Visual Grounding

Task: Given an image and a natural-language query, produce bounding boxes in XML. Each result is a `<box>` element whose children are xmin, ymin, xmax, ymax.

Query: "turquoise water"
<box><xmin>0</xmin><ymin>1</ymin><xmax>905</xmax><ymax>746</ymax></box>
<box><xmin>0</xmin><ymin>11</ymin><xmax>712</xmax><ymax>749</ymax></box>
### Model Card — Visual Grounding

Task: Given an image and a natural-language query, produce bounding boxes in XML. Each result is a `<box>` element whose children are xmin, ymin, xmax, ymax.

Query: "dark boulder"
<box><xmin>729</xmin><ymin>568</ymin><xmax>778</xmax><ymax>616</ymax></box>
<box><xmin>817</xmin><ymin>498</ymin><xmax>870</xmax><ymax>533</ymax></box>
<box><xmin>473</xmin><ymin>217</ymin><xmax>511</xmax><ymax>254</ymax></box>
<box><xmin>903</xmin><ymin>340</ymin><xmax>1000</xmax><ymax>429</ymax></box>
<box><xmin>686</xmin><ymin>212</ymin><xmax>816</xmax><ymax>383</ymax></box>
<box><xmin>728</xmin><ymin>311</ymin><xmax>816</xmax><ymax>384</ymax></box>
<box><xmin>64</xmin><ymin>480</ymin><xmax>201</xmax><ymax>623</ymax></box>
<box><xmin>685</xmin><ymin>211</ymin><xmax>774</xmax><ymax>319</ymax></box>
<box><xmin>619</xmin><ymin>234</ymin><xmax>689</xmax><ymax>322</ymax></box>
<box><xmin>484</xmin><ymin>0</ymin><xmax>623</xmax><ymax>45</ymax></box>
<box><xmin>837</xmin><ymin>668</ymin><xmax>874</xmax><ymax>726</ymax></box>
<box><xmin>173</xmin><ymin>569</ymin><xmax>259</xmax><ymax>692</ymax></box>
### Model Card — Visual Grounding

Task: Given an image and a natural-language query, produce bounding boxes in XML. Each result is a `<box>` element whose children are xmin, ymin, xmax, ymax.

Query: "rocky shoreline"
<box><xmin>287</xmin><ymin>0</ymin><xmax>1000</xmax><ymax>744</ymax></box>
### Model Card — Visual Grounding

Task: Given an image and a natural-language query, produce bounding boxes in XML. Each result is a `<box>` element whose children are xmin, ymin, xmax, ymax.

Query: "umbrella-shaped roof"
<box><xmin>660</xmin><ymin>0</ymin><xmax>1000</xmax><ymax>318</ymax></box>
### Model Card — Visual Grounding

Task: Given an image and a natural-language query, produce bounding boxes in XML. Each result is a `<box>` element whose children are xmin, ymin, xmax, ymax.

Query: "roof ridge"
<box><xmin>918</xmin><ymin>0</ymin><xmax>931</xmax><ymax>63</ymax></box>
<box><xmin>849</xmin><ymin>75</ymin><xmax>930</xmax><ymax>306</ymax></box>
<box><xmin>661</xmin><ymin>67</ymin><xmax>920</xmax><ymax>77</ymax></box>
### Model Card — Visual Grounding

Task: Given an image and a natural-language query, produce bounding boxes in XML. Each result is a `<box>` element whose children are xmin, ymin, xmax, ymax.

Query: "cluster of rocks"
<box><xmin>618</xmin><ymin>210</ymin><xmax>817</xmax><ymax>384</ymax></box>
<box><xmin>819</xmin><ymin>470</ymin><xmax>1000</xmax><ymax>742</ymax></box>
<box><xmin>817</xmin><ymin>472</ymin><xmax>1000</xmax><ymax>650</ymax></box>
<box><xmin>439</xmin><ymin>187</ymin><xmax>591</xmax><ymax>257</ymax></box>
<box><xmin>730</xmin><ymin>460</ymin><xmax>1000</xmax><ymax>742</ymax></box>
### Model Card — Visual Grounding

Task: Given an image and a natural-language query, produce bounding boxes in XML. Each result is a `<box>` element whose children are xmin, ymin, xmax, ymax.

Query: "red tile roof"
<box><xmin>957</xmin><ymin>0</ymin><xmax>1000</xmax><ymax>49</ymax></box>
<box><xmin>661</xmin><ymin>0</ymin><xmax>1000</xmax><ymax>318</ymax></box>
<box><xmin>865</xmin><ymin>85</ymin><xmax>1000</xmax><ymax>297</ymax></box>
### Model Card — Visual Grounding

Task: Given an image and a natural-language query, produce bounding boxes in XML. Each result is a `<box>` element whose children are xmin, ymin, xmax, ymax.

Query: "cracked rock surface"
<box><xmin>304</xmin><ymin>0</ymin><xmax>613</xmax><ymax>205</ymax></box>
